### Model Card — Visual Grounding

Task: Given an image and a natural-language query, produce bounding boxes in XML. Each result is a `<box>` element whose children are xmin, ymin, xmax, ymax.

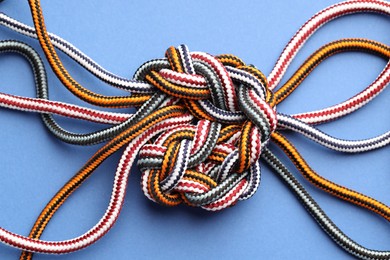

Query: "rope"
<box><xmin>261</xmin><ymin>149</ymin><xmax>390</xmax><ymax>260</ymax></box>
<box><xmin>0</xmin><ymin>0</ymin><xmax>386</xmax><ymax>259</ymax></box>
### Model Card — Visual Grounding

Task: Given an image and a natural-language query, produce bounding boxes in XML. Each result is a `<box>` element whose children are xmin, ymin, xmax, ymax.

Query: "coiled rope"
<box><xmin>0</xmin><ymin>0</ymin><xmax>388</xmax><ymax>259</ymax></box>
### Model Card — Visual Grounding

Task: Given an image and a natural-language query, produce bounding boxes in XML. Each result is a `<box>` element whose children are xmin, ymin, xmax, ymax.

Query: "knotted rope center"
<box><xmin>134</xmin><ymin>45</ymin><xmax>277</xmax><ymax>210</ymax></box>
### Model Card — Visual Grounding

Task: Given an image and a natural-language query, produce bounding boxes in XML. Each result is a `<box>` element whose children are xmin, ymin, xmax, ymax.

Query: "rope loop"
<box><xmin>134</xmin><ymin>45</ymin><xmax>277</xmax><ymax>210</ymax></box>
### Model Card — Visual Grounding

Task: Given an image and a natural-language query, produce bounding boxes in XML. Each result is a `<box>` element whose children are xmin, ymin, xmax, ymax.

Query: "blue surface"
<box><xmin>0</xmin><ymin>1</ymin><xmax>389</xmax><ymax>259</ymax></box>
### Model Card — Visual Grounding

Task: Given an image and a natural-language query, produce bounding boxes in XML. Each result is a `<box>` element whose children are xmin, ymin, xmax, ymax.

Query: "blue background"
<box><xmin>0</xmin><ymin>1</ymin><xmax>389</xmax><ymax>259</ymax></box>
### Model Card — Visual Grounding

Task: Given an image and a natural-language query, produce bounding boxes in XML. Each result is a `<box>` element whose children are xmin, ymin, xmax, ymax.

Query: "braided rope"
<box><xmin>0</xmin><ymin>0</ymin><xmax>386</xmax><ymax>259</ymax></box>
<box><xmin>9</xmin><ymin>40</ymin><xmax>388</xmax><ymax>258</ymax></box>
<box><xmin>262</xmin><ymin>149</ymin><xmax>390</xmax><ymax>260</ymax></box>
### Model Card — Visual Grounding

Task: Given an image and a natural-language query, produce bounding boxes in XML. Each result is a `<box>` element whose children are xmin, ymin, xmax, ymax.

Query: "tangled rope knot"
<box><xmin>134</xmin><ymin>45</ymin><xmax>277</xmax><ymax>210</ymax></box>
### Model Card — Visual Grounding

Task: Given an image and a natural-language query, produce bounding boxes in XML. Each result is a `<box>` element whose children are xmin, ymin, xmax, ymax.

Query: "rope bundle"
<box><xmin>0</xmin><ymin>0</ymin><xmax>388</xmax><ymax>259</ymax></box>
<box><xmin>135</xmin><ymin>45</ymin><xmax>276</xmax><ymax>209</ymax></box>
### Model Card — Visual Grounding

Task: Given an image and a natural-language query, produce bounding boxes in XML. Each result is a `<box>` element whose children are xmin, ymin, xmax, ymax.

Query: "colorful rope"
<box><xmin>0</xmin><ymin>0</ymin><xmax>387</xmax><ymax>259</ymax></box>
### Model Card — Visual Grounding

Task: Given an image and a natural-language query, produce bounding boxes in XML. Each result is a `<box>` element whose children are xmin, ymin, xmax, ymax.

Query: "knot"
<box><xmin>135</xmin><ymin>45</ymin><xmax>277</xmax><ymax>210</ymax></box>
